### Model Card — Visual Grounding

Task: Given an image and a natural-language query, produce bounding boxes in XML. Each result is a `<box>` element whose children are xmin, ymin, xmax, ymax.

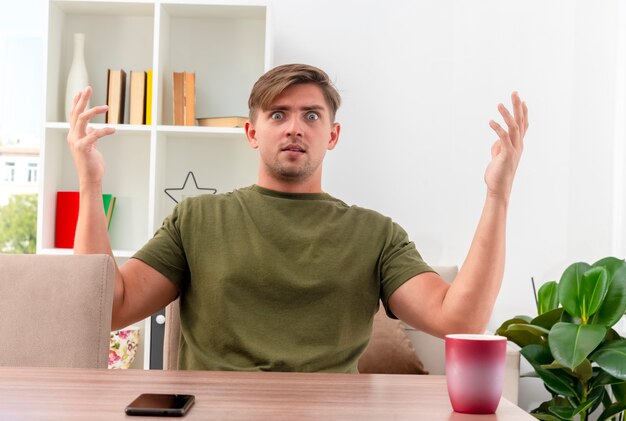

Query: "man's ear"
<box><xmin>327</xmin><ymin>122</ymin><xmax>341</xmax><ymax>151</ymax></box>
<box><xmin>245</xmin><ymin>121</ymin><xmax>258</xmax><ymax>149</ymax></box>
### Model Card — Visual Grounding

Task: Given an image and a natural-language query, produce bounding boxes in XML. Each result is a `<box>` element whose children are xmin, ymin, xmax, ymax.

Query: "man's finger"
<box><xmin>74</xmin><ymin>105</ymin><xmax>109</xmax><ymax>136</ymax></box>
<box><xmin>88</xmin><ymin>127</ymin><xmax>116</xmax><ymax>141</ymax></box>
<box><xmin>489</xmin><ymin>119</ymin><xmax>509</xmax><ymax>144</ymax></box>
<box><xmin>71</xmin><ymin>86</ymin><xmax>92</xmax><ymax>128</ymax></box>
<box><xmin>512</xmin><ymin>92</ymin><xmax>524</xmax><ymax>136</ymax></box>
<box><xmin>76</xmin><ymin>127</ymin><xmax>116</xmax><ymax>149</ymax></box>
<box><xmin>497</xmin><ymin>103</ymin><xmax>520</xmax><ymax>149</ymax></box>
<box><xmin>522</xmin><ymin>101</ymin><xmax>529</xmax><ymax>133</ymax></box>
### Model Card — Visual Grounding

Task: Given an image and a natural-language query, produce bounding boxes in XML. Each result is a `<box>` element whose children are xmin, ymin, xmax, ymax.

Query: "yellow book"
<box><xmin>145</xmin><ymin>70</ymin><xmax>153</xmax><ymax>125</ymax></box>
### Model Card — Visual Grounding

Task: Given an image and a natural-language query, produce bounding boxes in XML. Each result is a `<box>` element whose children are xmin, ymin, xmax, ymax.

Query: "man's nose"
<box><xmin>286</xmin><ymin>116</ymin><xmax>303</xmax><ymax>137</ymax></box>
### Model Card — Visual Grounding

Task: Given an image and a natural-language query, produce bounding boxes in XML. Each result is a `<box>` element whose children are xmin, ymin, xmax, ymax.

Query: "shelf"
<box><xmin>156</xmin><ymin>125</ymin><xmax>246</xmax><ymax>138</ymax></box>
<box><xmin>40</xmin><ymin>0</ymin><xmax>271</xmax><ymax>370</ymax></box>
<box><xmin>51</xmin><ymin>1</ymin><xmax>154</xmax><ymax>17</ymax></box>
<box><xmin>46</xmin><ymin>1</ymin><xmax>155</xmax><ymax>123</ymax></box>
<box><xmin>45</xmin><ymin>122</ymin><xmax>152</xmax><ymax>132</ymax></box>
<box><xmin>46</xmin><ymin>122</ymin><xmax>244</xmax><ymax>135</ymax></box>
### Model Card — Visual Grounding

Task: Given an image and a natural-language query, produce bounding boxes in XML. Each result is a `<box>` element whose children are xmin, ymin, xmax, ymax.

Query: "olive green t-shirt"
<box><xmin>133</xmin><ymin>185</ymin><xmax>432</xmax><ymax>372</ymax></box>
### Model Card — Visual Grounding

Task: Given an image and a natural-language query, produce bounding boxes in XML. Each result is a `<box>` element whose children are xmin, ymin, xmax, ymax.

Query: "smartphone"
<box><xmin>125</xmin><ymin>393</ymin><xmax>195</xmax><ymax>417</ymax></box>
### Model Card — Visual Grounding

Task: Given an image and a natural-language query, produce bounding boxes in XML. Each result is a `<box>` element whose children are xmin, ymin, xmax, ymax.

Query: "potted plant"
<box><xmin>496</xmin><ymin>257</ymin><xmax>626</xmax><ymax>421</ymax></box>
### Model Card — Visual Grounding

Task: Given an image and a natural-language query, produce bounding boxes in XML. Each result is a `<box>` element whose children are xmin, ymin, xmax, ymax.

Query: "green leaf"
<box><xmin>532</xmin><ymin>308</ymin><xmax>565</xmax><ymax>330</ymax></box>
<box><xmin>497</xmin><ymin>318</ymin><xmax>544</xmax><ymax>348</ymax></box>
<box><xmin>559</xmin><ymin>264</ymin><xmax>609</xmax><ymax>323</ymax></box>
<box><xmin>538</xmin><ymin>281</ymin><xmax>559</xmax><ymax>315</ymax></box>
<box><xmin>605</xmin><ymin>328</ymin><xmax>624</xmax><ymax>342</ymax></box>
<box><xmin>532</xmin><ymin>415</ymin><xmax>564</xmax><ymax>421</ymax></box>
<box><xmin>500</xmin><ymin>329</ymin><xmax>544</xmax><ymax>348</ymax></box>
<box><xmin>592</xmin><ymin>256</ymin><xmax>626</xmax><ymax>275</ymax></box>
<box><xmin>560</xmin><ymin>311</ymin><xmax>579</xmax><ymax>324</ymax></box>
<box><xmin>590</xmin><ymin>369</ymin><xmax>625</xmax><ymax>390</ymax></box>
<box><xmin>521</xmin><ymin>371</ymin><xmax>540</xmax><ymax>378</ymax></box>
<box><xmin>548</xmin><ymin>405</ymin><xmax>575</xmax><ymax>420</ymax></box>
<box><xmin>514</xmin><ymin>315</ymin><xmax>533</xmax><ymax>323</ymax></box>
<box><xmin>586</xmin><ymin>386</ymin><xmax>606</xmax><ymax>416</ymax></box>
<box><xmin>541</xmin><ymin>359</ymin><xmax>593</xmax><ymax>385</ymax></box>
<box><xmin>590</xmin><ymin>340</ymin><xmax>626</xmax><ymax>380</ymax></box>
<box><xmin>508</xmin><ymin>323</ymin><xmax>550</xmax><ymax>336</ymax></box>
<box><xmin>496</xmin><ymin>317</ymin><xmax>530</xmax><ymax>335</ymax></box>
<box><xmin>591</xmin><ymin>262</ymin><xmax>626</xmax><ymax>327</ymax></box>
<box><xmin>521</xmin><ymin>344</ymin><xmax>579</xmax><ymax>398</ymax></box>
<box><xmin>559</xmin><ymin>262</ymin><xmax>591</xmax><ymax>319</ymax></box>
<box><xmin>532</xmin><ymin>398</ymin><xmax>571</xmax><ymax>421</ymax></box>
<box><xmin>611</xmin><ymin>382</ymin><xmax>626</xmax><ymax>401</ymax></box>
<box><xmin>549</xmin><ymin>322</ymin><xmax>607</xmax><ymax>369</ymax></box>
<box><xmin>601</xmin><ymin>390</ymin><xmax>613</xmax><ymax>414</ymax></box>
<box><xmin>549</xmin><ymin>397</ymin><xmax>598</xmax><ymax>420</ymax></box>
<box><xmin>597</xmin><ymin>402</ymin><xmax>626</xmax><ymax>421</ymax></box>
<box><xmin>521</xmin><ymin>343</ymin><xmax>555</xmax><ymax>366</ymax></box>
<box><xmin>579</xmin><ymin>266</ymin><xmax>609</xmax><ymax>321</ymax></box>
<box><xmin>571</xmin><ymin>359</ymin><xmax>593</xmax><ymax>384</ymax></box>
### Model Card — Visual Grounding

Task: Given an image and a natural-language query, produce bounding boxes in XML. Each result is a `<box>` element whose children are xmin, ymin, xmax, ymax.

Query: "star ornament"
<box><xmin>164</xmin><ymin>171</ymin><xmax>217</xmax><ymax>204</ymax></box>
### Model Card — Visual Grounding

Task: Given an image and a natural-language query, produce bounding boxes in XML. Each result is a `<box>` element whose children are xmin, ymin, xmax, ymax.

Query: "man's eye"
<box><xmin>306</xmin><ymin>112</ymin><xmax>319</xmax><ymax>121</ymax></box>
<box><xmin>271</xmin><ymin>112</ymin><xmax>283</xmax><ymax>120</ymax></box>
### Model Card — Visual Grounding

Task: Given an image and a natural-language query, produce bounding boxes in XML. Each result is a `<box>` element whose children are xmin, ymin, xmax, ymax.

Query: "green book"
<box><xmin>102</xmin><ymin>194</ymin><xmax>116</xmax><ymax>230</ymax></box>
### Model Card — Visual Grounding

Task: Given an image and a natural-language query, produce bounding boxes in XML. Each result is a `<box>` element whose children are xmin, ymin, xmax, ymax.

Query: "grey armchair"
<box><xmin>0</xmin><ymin>254</ymin><xmax>115</xmax><ymax>368</ymax></box>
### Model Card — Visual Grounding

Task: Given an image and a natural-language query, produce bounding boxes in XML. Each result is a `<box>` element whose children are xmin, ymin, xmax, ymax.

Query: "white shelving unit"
<box><xmin>37</xmin><ymin>0</ymin><xmax>272</xmax><ymax>369</ymax></box>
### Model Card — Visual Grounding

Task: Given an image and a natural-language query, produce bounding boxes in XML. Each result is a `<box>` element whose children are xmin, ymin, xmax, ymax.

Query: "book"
<box><xmin>106</xmin><ymin>69</ymin><xmax>127</xmax><ymax>124</ymax></box>
<box><xmin>102</xmin><ymin>194</ymin><xmax>116</xmax><ymax>229</ymax></box>
<box><xmin>145</xmin><ymin>70</ymin><xmax>153</xmax><ymax>125</ymax></box>
<box><xmin>54</xmin><ymin>191</ymin><xmax>80</xmax><ymax>248</ymax></box>
<box><xmin>196</xmin><ymin>116</ymin><xmax>248</xmax><ymax>128</ymax></box>
<box><xmin>184</xmin><ymin>72</ymin><xmax>195</xmax><ymax>126</ymax></box>
<box><xmin>54</xmin><ymin>192</ymin><xmax>116</xmax><ymax>248</ymax></box>
<box><xmin>172</xmin><ymin>71</ymin><xmax>197</xmax><ymax>126</ymax></box>
<box><xmin>129</xmin><ymin>70</ymin><xmax>147</xmax><ymax>125</ymax></box>
<box><xmin>172</xmin><ymin>72</ymin><xmax>185</xmax><ymax>125</ymax></box>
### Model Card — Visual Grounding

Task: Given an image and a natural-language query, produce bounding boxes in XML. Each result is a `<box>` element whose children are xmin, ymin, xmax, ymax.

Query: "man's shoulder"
<box><xmin>325</xmin><ymin>195</ymin><xmax>394</xmax><ymax>225</ymax></box>
<box><xmin>178</xmin><ymin>186</ymin><xmax>252</xmax><ymax>206</ymax></box>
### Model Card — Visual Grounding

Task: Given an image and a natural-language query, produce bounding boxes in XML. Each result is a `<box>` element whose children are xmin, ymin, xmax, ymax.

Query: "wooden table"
<box><xmin>0</xmin><ymin>367</ymin><xmax>533</xmax><ymax>420</ymax></box>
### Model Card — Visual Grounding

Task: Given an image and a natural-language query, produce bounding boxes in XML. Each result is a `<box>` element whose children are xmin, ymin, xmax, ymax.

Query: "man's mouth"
<box><xmin>282</xmin><ymin>144</ymin><xmax>305</xmax><ymax>153</ymax></box>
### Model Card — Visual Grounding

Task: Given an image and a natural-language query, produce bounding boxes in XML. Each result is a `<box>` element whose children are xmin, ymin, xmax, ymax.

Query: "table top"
<box><xmin>0</xmin><ymin>367</ymin><xmax>533</xmax><ymax>420</ymax></box>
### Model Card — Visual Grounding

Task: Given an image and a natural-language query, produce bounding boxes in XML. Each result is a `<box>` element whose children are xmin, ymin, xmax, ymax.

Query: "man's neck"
<box><xmin>256</xmin><ymin>176</ymin><xmax>323</xmax><ymax>194</ymax></box>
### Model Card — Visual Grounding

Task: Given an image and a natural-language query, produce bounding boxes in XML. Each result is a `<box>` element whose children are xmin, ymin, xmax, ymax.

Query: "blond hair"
<box><xmin>248</xmin><ymin>64</ymin><xmax>341</xmax><ymax>122</ymax></box>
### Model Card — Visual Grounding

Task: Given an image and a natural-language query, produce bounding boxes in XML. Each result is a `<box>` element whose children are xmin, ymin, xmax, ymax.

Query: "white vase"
<box><xmin>65</xmin><ymin>33</ymin><xmax>89</xmax><ymax>122</ymax></box>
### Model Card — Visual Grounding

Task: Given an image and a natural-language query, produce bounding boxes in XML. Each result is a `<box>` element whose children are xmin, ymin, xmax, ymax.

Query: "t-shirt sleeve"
<box><xmin>379</xmin><ymin>221</ymin><xmax>434</xmax><ymax>317</ymax></box>
<box><xmin>132</xmin><ymin>203</ymin><xmax>190</xmax><ymax>290</ymax></box>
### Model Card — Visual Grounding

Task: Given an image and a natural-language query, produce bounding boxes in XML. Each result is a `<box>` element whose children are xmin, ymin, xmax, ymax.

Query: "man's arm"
<box><xmin>68</xmin><ymin>87</ymin><xmax>178</xmax><ymax>330</ymax></box>
<box><xmin>389</xmin><ymin>92</ymin><xmax>529</xmax><ymax>338</ymax></box>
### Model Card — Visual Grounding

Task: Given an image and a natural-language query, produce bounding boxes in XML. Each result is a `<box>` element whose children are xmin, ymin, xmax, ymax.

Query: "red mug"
<box><xmin>445</xmin><ymin>334</ymin><xmax>507</xmax><ymax>414</ymax></box>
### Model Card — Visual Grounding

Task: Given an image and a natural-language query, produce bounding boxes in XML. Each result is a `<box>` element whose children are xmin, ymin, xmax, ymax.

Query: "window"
<box><xmin>1</xmin><ymin>0</ymin><xmax>45</xmax><ymax>254</ymax></box>
<box><xmin>4</xmin><ymin>162</ymin><xmax>15</xmax><ymax>182</ymax></box>
<box><xmin>27</xmin><ymin>162</ymin><xmax>37</xmax><ymax>183</ymax></box>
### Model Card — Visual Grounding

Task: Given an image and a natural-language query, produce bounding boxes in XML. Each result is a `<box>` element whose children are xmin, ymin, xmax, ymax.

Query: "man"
<box><xmin>68</xmin><ymin>64</ymin><xmax>528</xmax><ymax>372</ymax></box>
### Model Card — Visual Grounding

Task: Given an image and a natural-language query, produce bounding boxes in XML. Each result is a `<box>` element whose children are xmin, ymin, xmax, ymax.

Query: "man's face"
<box><xmin>245</xmin><ymin>83</ymin><xmax>340</xmax><ymax>191</ymax></box>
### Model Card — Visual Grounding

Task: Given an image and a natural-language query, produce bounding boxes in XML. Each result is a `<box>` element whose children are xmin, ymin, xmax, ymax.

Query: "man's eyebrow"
<box><xmin>268</xmin><ymin>104</ymin><xmax>326</xmax><ymax>112</ymax></box>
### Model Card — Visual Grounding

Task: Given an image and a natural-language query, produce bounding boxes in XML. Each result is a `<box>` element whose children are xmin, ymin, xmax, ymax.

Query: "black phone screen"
<box><xmin>125</xmin><ymin>393</ymin><xmax>195</xmax><ymax>416</ymax></box>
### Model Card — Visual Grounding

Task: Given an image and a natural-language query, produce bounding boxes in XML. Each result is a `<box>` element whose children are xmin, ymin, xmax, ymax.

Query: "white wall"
<box><xmin>270</xmin><ymin>0</ymin><xmax>626</xmax><ymax>410</ymax></box>
<box><xmin>270</xmin><ymin>0</ymin><xmax>625</xmax><ymax>324</ymax></box>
